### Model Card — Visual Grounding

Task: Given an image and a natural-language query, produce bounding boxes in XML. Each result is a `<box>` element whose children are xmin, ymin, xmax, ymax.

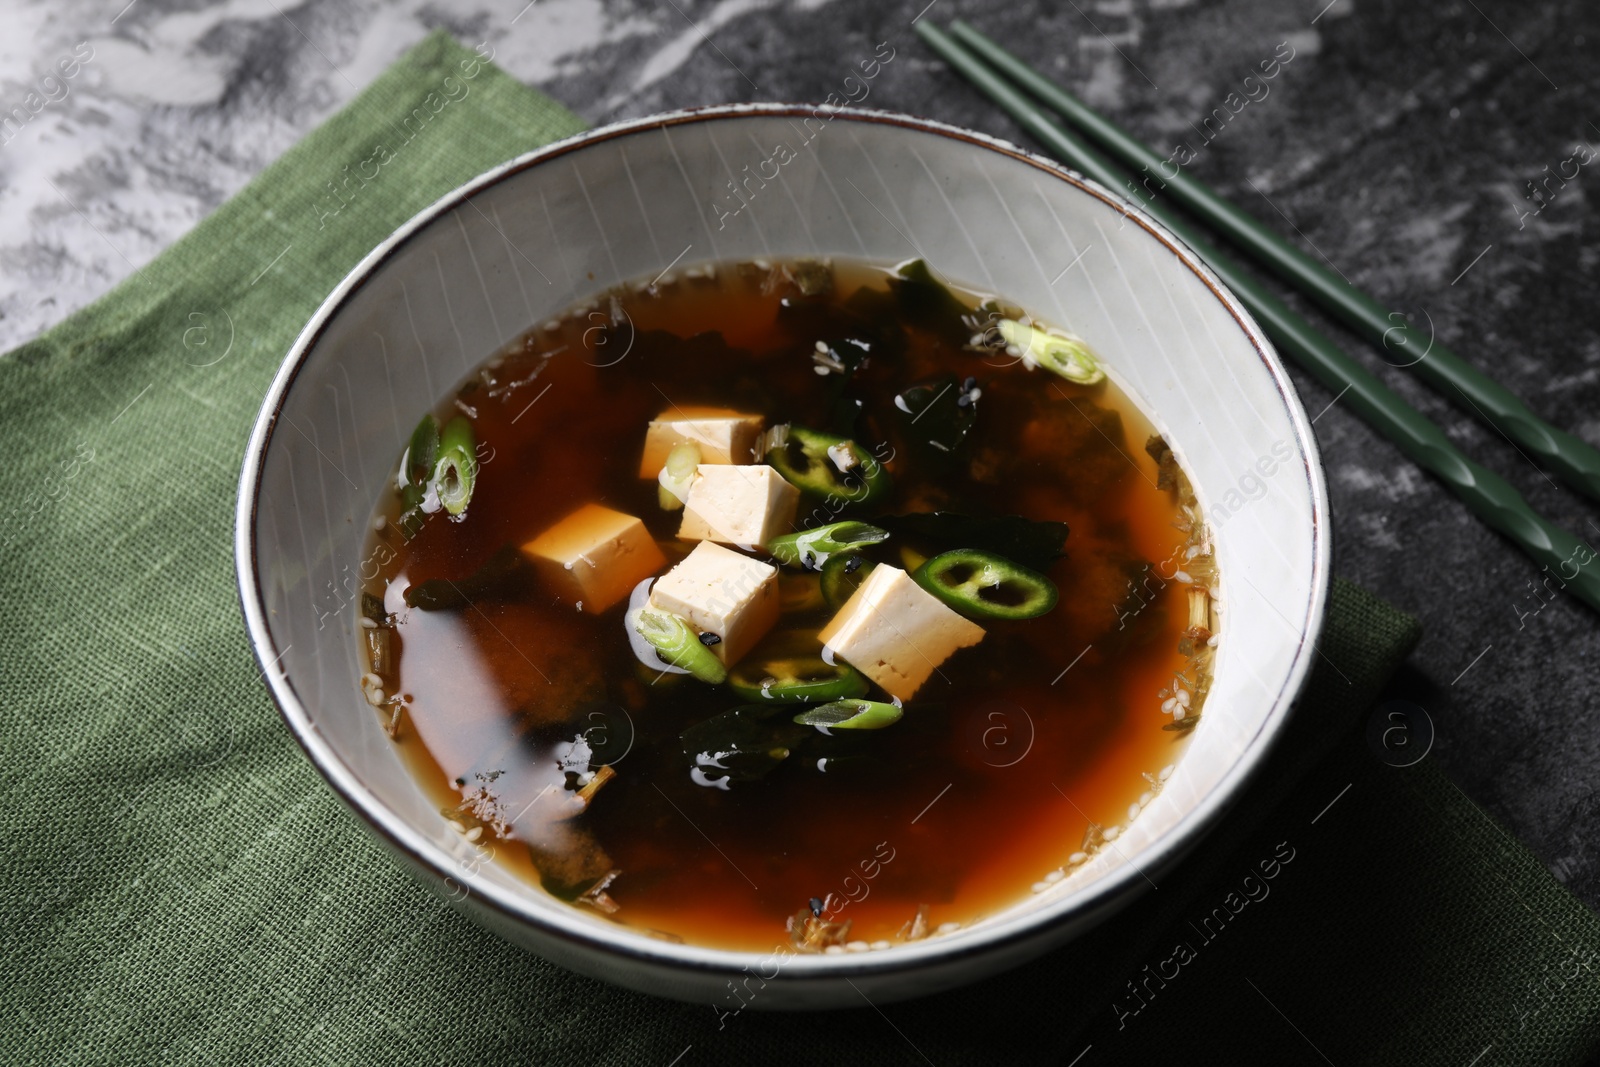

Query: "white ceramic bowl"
<box><xmin>236</xmin><ymin>105</ymin><xmax>1329</xmax><ymax>1008</ymax></box>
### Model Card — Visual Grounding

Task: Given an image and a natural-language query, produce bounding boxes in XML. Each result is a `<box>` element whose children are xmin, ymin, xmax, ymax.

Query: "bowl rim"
<box><xmin>235</xmin><ymin>102</ymin><xmax>1330</xmax><ymax>983</ymax></box>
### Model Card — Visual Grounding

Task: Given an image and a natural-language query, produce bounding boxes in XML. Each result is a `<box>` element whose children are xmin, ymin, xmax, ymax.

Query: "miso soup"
<box><xmin>357</xmin><ymin>258</ymin><xmax>1218</xmax><ymax>953</ymax></box>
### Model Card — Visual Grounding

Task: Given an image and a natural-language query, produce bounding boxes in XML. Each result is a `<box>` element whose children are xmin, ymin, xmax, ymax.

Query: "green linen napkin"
<box><xmin>3</xmin><ymin>32</ymin><xmax>1597</xmax><ymax>1066</ymax></box>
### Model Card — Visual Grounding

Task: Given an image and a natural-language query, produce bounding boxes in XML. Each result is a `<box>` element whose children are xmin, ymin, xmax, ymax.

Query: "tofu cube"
<box><xmin>648</xmin><ymin>541</ymin><xmax>779</xmax><ymax>665</ymax></box>
<box><xmin>521</xmin><ymin>503</ymin><xmax>666</xmax><ymax>614</ymax></box>
<box><xmin>818</xmin><ymin>565</ymin><xmax>985</xmax><ymax>701</ymax></box>
<box><xmin>638</xmin><ymin>407</ymin><xmax>765</xmax><ymax>477</ymax></box>
<box><xmin>679</xmin><ymin>465</ymin><xmax>800</xmax><ymax>548</ymax></box>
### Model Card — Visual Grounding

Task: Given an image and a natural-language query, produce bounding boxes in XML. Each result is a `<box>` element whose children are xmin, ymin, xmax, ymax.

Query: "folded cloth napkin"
<box><xmin>3</xmin><ymin>31</ymin><xmax>1597</xmax><ymax>1066</ymax></box>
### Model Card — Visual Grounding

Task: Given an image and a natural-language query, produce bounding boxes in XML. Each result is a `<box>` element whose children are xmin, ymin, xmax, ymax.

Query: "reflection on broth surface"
<box><xmin>359</xmin><ymin>258</ymin><xmax>1217</xmax><ymax>953</ymax></box>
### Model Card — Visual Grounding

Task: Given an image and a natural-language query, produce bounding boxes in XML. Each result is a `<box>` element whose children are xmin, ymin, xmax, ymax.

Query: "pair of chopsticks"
<box><xmin>916</xmin><ymin>20</ymin><xmax>1600</xmax><ymax>616</ymax></box>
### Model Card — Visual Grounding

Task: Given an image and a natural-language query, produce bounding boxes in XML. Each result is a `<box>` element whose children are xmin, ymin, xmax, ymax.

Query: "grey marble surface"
<box><xmin>5</xmin><ymin>0</ymin><xmax>1597</xmax><ymax>917</ymax></box>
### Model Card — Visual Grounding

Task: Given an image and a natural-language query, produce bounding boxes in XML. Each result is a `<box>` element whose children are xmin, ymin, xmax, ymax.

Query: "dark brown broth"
<box><xmin>365</xmin><ymin>259</ymin><xmax>1204</xmax><ymax>952</ymax></box>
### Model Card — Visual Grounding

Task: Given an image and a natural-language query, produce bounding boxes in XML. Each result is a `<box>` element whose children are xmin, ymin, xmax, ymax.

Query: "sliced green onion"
<box><xmin>405</xmin><ymin>414</ymin><xmax>440</xmax><ymax>487</ymax></box>
<box><xmin>794</xmin><ymin>699</ymin><xmax>903</xmax><ymax>730</ymax></box>
<box><xmin>657</xmin><ymin>441</ymin><xmax>700</xmax><ymax>511</ymax></box>
<box><xmin>765</xmin><ymin>521</ymin><xmax>889</xmax><ymax>570</ymax></box>
<box><xmin>765</xmin><ymin>427</ymin><xmax>892</xmax><ymax>504</ymax></box>
<box><xmin>996</xmin><ymin>318</ymin><xmax>1105</xmax><ymax>385</ymax></box>
<box><xmin>634</xmin><ymin>609</ymin><xmax>727</xmax><ymax>684</ymax></box>
<box><xmin>913</xmin><ymin>549</ymin><xmax>1059</xmax><ymax>620</ymax></box>
<box><xmin>432</xmin><ymin>415</ymin><xmax>477</xmax><ymax>517</ymax></box>
<box><xmin>728</xmin><ymin>654</ymin><xmax>868</xmax><ymax>704</ymax></box>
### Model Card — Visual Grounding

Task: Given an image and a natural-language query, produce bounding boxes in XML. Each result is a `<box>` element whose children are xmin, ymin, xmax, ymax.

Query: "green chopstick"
<box><xmin>914</xmin><ymin>20</ymin><xmax>1600</xmax><ymax>616</ymax></box>
<box><xmin>945</xmin><ymin>18</ymin><xmax>1600</xmax><ymax>507</ymax></box>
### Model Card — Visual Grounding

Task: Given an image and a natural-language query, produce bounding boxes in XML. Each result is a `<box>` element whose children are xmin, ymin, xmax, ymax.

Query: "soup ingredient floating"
<box><xmin>364</xmin><ymin>256</ymin><xmax>1214</xmax><ymax>953</ymax></box>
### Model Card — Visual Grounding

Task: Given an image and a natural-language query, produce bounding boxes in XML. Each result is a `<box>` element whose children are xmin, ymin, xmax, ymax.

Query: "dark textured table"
<box><xmin>6</xmin><ymin>0</ymin><xmax>1595</xmax><ymax>920</ymax></box>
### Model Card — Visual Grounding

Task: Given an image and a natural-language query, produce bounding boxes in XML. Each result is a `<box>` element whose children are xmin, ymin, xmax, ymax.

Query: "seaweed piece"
<box><xmin>889</xmin><ymin>259</ymin><xmax>972</xmax><ymax>348</ymax></box>
<box><xmin>787</xmin><ymin>259</ymin><xmax>834</xmax><ymax>298</ymax></box>
<box><xmin>777</xmin><ymin>284</ymin><xmax>908</xmax><ymax>368</ymax></box>
<box><xmin>360</xmin><ymin>592</ymin><xmax>390</xmax><ymax>623</ymax></box>
<box><xmin>403</xmin><ymin>544</ymin><xmax>534</xmax><ymax>610</ymax></box>
<box><xmin>1145</xmin><ymin>434</ymin><xmax>1182</xmax><ymax>494</ymax></box>
<box><xmin>873</xmin><ymin>512</ymin><xmax>1069</xmax><ymax>573</ymax></box>
<box><xmin>1017</xmin><ymin>397</ymin><xmax>1130</xmax><ymax>505</ymax></box>
<box><xmin>894</xmin><ymin>374</ymin><xmax>980</xmax><ymax>459</ymax></box>
<box><xmin>830</xmin><ymin>395</ymin><xmax>866</xmax><ymax>437</ymax></box>
<box><xmin>679</xmin><ymin>704</ymin><xmax>811</xmax><ymax>785</ymax></box>
<box><xmin>627</xmin><ymin>328</ymin><xmax>754</xmax><ymax>386</ymax></box>
<box><xmin>526</xmin><ymin>830</ymin><xmax>616</xmax><ymax>900</ymax></box>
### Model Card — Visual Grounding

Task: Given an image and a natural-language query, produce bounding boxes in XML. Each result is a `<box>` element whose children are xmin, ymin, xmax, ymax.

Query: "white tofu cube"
<box><xmin>648</xmin><ymin>541</ymin><xmax>779</xmax><ymax>665</ymax></box>
<box><xmin>638</xmin><ymin>407</ymin><xmax>765</xmax><ymax>477</ymax></box>
<box><xmin>818</xmin><ymin>565</ymin><xmax>985</xmax><ymax>701</ymax></box>
<box><xmin>521</xmin><ymin>503</ymin><xmax>666</xmax><ymax>614</ymax></box>
<box><xmin>678</xmin><ymin>465</ymin><xmax>800</xmax><ymax>548</ymax></box>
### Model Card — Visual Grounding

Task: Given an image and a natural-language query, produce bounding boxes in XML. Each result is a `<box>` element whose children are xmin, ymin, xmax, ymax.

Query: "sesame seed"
<box><xmin>1031</xmin><ymin>881</ymin><xmax>1049</xmax><ymax>893</ymax></box>
<box><xmin>1045</xmin><ymin>869</ymin><xmax>1064</xmax><ymax>883</ymax></box>
<box><xmin>1103</xmin><ymin>826</ymin><xmax>1121</xmax><ymax>842</ymax></box>
<box><xmin>936</xmin><ymin>922</ymin><xmax>960</xmax><ymax>935</ymax></box>
<box><xmin>846</xmin><ymin>940</ymin><xmax>869</xmax><ymax>952</ymax></box>
<box><xmin>824</xmin><ymin>945</ymin><xmax>845</xmax><ymax>955</ymax></box>
<box><xmin>1068</xmin><ymin>851</ymin><xmax>1088</xmax><ymax>865</ymax></box>
<box><xmin>1128</xmin><ymin>803</ymin><xmax>1141</xmax><ymax>821</ymax></box>
<box><xmin>870</xmin><ymin>940</ymin><xmax>890</xmax><ymax>951</ymax></box>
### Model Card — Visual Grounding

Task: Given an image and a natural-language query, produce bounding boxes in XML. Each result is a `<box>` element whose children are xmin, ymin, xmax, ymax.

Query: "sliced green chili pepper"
<box><xmin>765</xmin><ymin>520</ymin><xmax>889</xmax><ymax>570</ymax></box>
<box><xmin>728</xmin><ymin>653</ymin><xmax>868</xmax><ymax>704</ymax></box>
<box><xmin>794</xmin><ymin>699</ymin><xmax>903</xmax><ymax>730</ymax></box>
<box><xmin>913</xmin><ymin>549</ymin><xmax>1059</xmax><ymax>620</ymax></box>
<box><xmin>431</xmin><ymin>415</ymin><xmax>477</xmax><ymax>517</ymax></box>
<box><xmin>765</xmin><ymin>427</ymin><xmax>891</xmax><ymax>504</ymax></box>
<box><xmin>634</xmin><ymin>609</ymin><xmax>727</xmax><ymax>684</ymax></box>
<box><xmin>821</xmin><ymin>554</ymin><xmax>877</xmax><ymax>610</ymax></box>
